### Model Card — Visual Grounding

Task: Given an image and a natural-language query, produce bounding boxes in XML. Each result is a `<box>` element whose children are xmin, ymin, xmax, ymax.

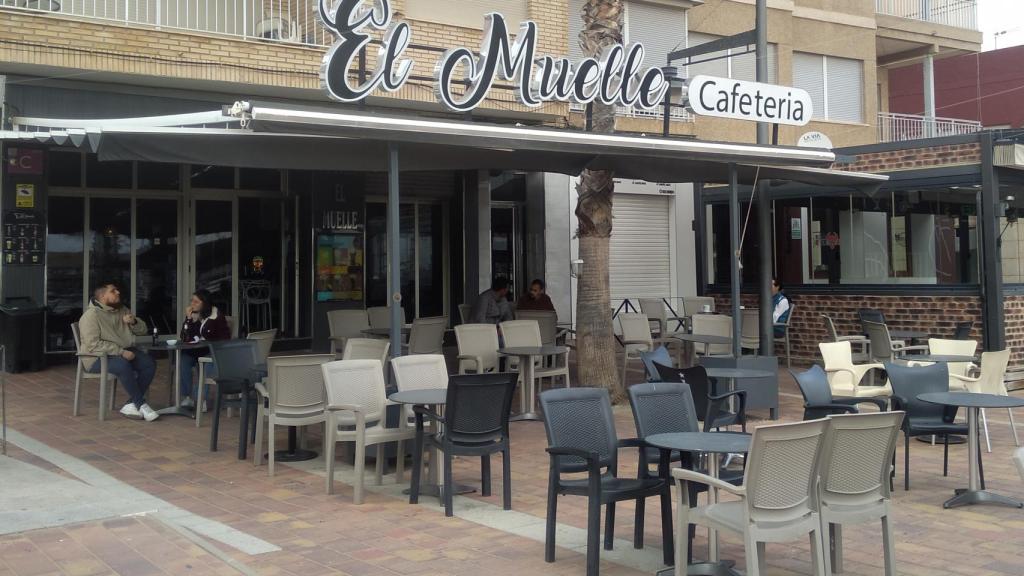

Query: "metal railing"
<box><xmin>877</xmin><ymin>112</ymin><xmax>982</xmax><ymax>142</ymax></box>
<box><xmin>1</xmin><ymin>0</ymin><xmax>334</xmax><ymax>46</ymax></box>
<box><xmin>569</xmin><ymin>101</ymin><xmax>695</xmax><ymax>123</ymax></box>
<box><xmin>875</xmin><ymin>0</ymin><xmax>978</xmax><ymax>30</ymax></box>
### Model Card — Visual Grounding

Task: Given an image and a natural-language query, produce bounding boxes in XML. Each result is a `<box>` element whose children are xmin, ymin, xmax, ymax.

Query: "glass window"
<box><xmin>89</xmin><ymin>197</ymin><xmax>132</xmax><ymax>303</ymax></box>
<box><xmin>135</xmin><ymin>199</ymin><xmax>178</xmax><ymax>335</ymax></box>
<box><xmin>46</xmin><ymin>196</ymin><xmax>84</xmax><ymax>351</ymax></box>
<box><xmin>195</xmin><ymin>200</ymin><xmax>234</xmax><ymax>315</ymax></box>
<box><xmin>365</xmin><ymin>202</ymin><xmax>416</xmax><ymax>323</ymax></box>
<box><xmin>239</xmin><ymin>197</ymin><xmax>283</xmax><ymax>333</ymax></box>
<box><xmin>137</xmin><ymin>162</ymin><xmax>180</xmax><ymax>190</ymax></box>
<box><xmin>418</xmin><ymin>204</ymin><xmax>445</xmax><ymax>318</ymax></box>
<box><xmin>190</xmin><ymin>165</ymin><xmax>235</xmax><ymax>189</ymax></box>
<box><xmin>239</xmin><ymin>168</ymin><xmax>281</xmax><ymax>192</ymax></box>
<box><xmin>86</xmin><ymin>157</ymin><xmax>132</xmax><ymax>189</ymax></box>
<box><xmin>49</xmin><ymin>151</ymin><xmax>82</xmax><ymax>187</ymax></box>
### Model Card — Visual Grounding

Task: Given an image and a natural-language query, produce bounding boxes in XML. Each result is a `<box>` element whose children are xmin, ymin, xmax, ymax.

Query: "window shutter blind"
<box><xmin>610</xmin><ymin>194</ymin><xmax>672</xmax><ymax>305</ymax></box>
<box><xmin>687</xmin><ymin>32</ymin><xmax>728</xmax><ymax>79</ymax></box>
<box><xmin>404</xmin><ymin>0</ymin><xmax>527</xmax><ymax>32</ymax></box>
<box><xmin>568</xmin><ymin>0</ymin><xmax>586</xmax><ymax>61</ymax></box>
<box><xmin>626</xmin><ymin>1</ymin><xmax>686</xmax><ymax>70</ymax></box>
<box><xmin>793</xmin><ymin>52</ymin><xmax>825</xmax><ymax>120</ymax></box>
<box><xmin>730</xmin><ymin>44</ymin><xmax>778</xmax><ymax>83</ymax></box>
<box><xmin>825</xmin><ymin>56</ymin><xmax>864</xmax><ymax>122</ymax></box>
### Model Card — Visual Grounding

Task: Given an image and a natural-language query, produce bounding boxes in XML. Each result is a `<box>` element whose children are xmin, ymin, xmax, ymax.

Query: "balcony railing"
<box><xmin>569</xmin><ymin>102</ymin><xmax>695</xmax><ymax>124</ymax></box>
<box><xmin>877</xmin><ymin>112</ymin><xmax>982</xmax><ymax>143</ymax></box>
<box><xmin>875</xmin><ymin>0</ymin><xmax>978</xmax><ymax>30</ymax></box>
<box><xmin>1</xmin><ymin>0</ymin><xmax>333</xmax><ymax>46</ymax></box>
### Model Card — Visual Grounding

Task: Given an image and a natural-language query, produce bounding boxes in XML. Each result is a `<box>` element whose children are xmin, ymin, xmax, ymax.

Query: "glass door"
<box><xmin>490</xmin><ymin>204</ymin><xmax>523</xmax><ymax>296</ymax></box>
<box><xmin>135</xmin><ymin>199</ymin><xmax>179</xmax><ymax>334</ymax></box>
<box><xmin>193</xmin><ymin>199</ymin><xmax>235</xmax><ymax>322</ymax></box>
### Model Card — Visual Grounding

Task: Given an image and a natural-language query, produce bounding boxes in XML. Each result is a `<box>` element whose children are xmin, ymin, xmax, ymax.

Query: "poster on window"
<box><xmin>316</xmin><ymin>232</ymin><xmax>364</xmax><ymax>302</ymax></box>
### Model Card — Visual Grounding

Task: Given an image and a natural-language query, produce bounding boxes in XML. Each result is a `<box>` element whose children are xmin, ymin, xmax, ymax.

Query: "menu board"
<box><xmin>3</xmin><ymin>210</ymin><xmax>44</xmax><ymax>266</ymax></box>
<box><xmin>316</xmin><ymin>232</ymin><xmax>364</xmax><ymax>302</ymax></box>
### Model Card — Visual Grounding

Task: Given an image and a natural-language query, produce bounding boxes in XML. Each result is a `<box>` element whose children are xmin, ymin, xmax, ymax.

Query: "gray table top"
<box><xmin>135</xmin><ymin>340</ymin><xmax>208</xmax><ymax>351</ymax></box>
<box><xmin>910</xmin><ymin>355</ymin><xmax>977</xmax><ymax>363</ymax></box>
<box><xmin>703</xmin><ymin>367</ymin><xmax>775</xmax><ymax>380</ymax></box>
<box><xmin>646</xmin><ymin>431</ymin><xmax>752</xmax><ymax>454</ymax></box>
<box><xmin>389</xmin><ymin>389</ymin><xmax>448</xmax><ymax>405</ymax></box>
<box><xmin>498</xmin><ymin>346</ymin><xmax>568</xmax><ymax>356</ymax></box>
<box><xmin>670</xmin><ymin>333</ymin><xmax>733</xmax><ymax>345</ymax></box>
<box><xmin>362</xmin><ymin>327</ymin><xmax>412</xmax><ymax>336</ymax></box>
<box><xmin>889</xmin><ymin>330</ymin><xmax>930</xmax><ymax>339</ymax></box>
<box><xmin>918</xmin><ymin>392</ymin><xmax>1024</xmax><ymax>409</ymax></box>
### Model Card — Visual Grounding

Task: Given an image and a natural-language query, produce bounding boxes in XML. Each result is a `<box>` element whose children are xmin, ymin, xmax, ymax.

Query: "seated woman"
<box><xmin>179</xmin><ymin>289</ymin><xmax>230</xmax><ymax>409</ymax></box>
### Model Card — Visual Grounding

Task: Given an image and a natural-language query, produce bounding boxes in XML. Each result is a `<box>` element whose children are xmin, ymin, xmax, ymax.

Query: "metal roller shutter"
<box><xmin>610</xmin><ymin>194</ymin><xmax>672</xmax><ymax>305</ymax></box>
<box><xmin>626</xmin><ymin>1</ymin><xmax>687</xmax><ymax>70</ymax></box>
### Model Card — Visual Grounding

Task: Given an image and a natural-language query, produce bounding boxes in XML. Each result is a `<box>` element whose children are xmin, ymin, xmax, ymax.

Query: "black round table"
<box><xmin>388</xmin><ymin>388</ymin><xmax>475</xmax><ymax>498</ymax></box>
<box><xmin>890</xmin><ymin>329</ymin><xmax>929</xmax><ymax>341</ymax></box>
<box><xmin>919</xmin><ymin>392</ymin><xmax>1024</xmax><ymax>509</ymax></box>
<box><xmin>648</xmin><ymin>432</ymin><xmax>751</xmax><ymax>576</ymax></box>
<box><xmin>498</xmin><ymin>345</ymin><xmax>568</xmax><ymax>422</ymax></box>
<box><xmin>389</xmin><ymin>389</ymin><xmax>447</xmax><ymax>405</ymax></box>
<box><xmin>910</xmin><ymin>354</ymin><xmax>978</xmax><ymax>364</ymax></box>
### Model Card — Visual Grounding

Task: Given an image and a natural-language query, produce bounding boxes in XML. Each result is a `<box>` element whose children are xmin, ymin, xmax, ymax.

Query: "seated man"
<box><xmin>470</xmin><ymin>277</ymin><xmax>513</xmax><ymax>324</ymax></box>
<box><xmin>516</xmin><ymin>279</ymin><xmax>555</xmax><ymax>312</ymax></box>
<box><xmin>79</xmin><ymin>281</ymin><xmax>159</xmax><ymax>421</ymax></box>
<box><xmin>771</xmin><ymin>277</ymin><xmax>791</xmax><ymax>338</ymax></box>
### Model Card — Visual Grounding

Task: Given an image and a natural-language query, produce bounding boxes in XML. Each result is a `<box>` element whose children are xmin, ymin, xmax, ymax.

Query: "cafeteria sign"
<box><xmin>689</xmin><ymin>75</ymin><xmax>812</xmax><ymax>126</ymax></box>
<box><xmin>318</xmin><ymin>0</ymin><xmax>669</xmax><ymax>113</ymax></box>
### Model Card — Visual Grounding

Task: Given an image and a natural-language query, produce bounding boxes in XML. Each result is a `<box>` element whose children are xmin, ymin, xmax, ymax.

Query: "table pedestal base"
<box><xmin>511</xmin><ymin>412</ymin><xmax>542</xmax><ymax>422</ymax></box>
<box><xmin>402</xmin><ymin>483</ymin><xmax>476</xmax><ymax>498</ymax></box>
<box><xmin>273</xmin><ymin>449</ymin><xmax>318</xmax><ymax>462</ymax></box>
<box><xmin>156</xmin><ymin>406</ymin><xmax>195</xmax><ymax>417</ymax></box>
<box><xmin>944</xmin><ymin>489</ymin><xmax>1023</xmax><ymax>509</ymax></box>
<box><xmin>657</xmin><ymin>561</ymin><xmax>740</xmax><ymax>576</ymax></box>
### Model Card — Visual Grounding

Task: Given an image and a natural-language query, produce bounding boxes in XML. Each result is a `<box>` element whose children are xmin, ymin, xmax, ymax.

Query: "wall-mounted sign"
<box><xmin>688</xmin><ymin>75</ymin><xmax>812</xmax><ymax>126</ymax></box>
<box><xmin>3</xmin><ymin>210</ymin><xmax>44</xmax><ymax>266</ymax></box>
<box><xmin>790</xmin><ymin>217</ymin><xmax>802</xmax><ymax>240</ymax></box>
<box><xmin>797</xmin><ymin>131</ymin><xmax>833</xmax><ymax>149</ymax></box>
<box><xmin>318</xmin><ymin>0</ymin><xmax>669</xmax><ymax>113</ymax></box>
<box><xmin>6</xmin><ymin>148</ymin><xmax>43</xmax><ymax>175</ymax></box>
<box><xmin>322</xmin><ymin>209</ymin><xmax>361</xmax><ymax>231</ymax></box>
<box><xmin>15</xmin><ymin>184</ymin><xmax>35</xmax><ymax>208</ymax></box>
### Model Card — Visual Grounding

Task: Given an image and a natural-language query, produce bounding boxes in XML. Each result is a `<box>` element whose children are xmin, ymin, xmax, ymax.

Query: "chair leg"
<box><xmin>252</xmin><ymin>403</ymin><xmax>265</xmax><ymax>467</ymax></box>
<box><xmin>621</xmin><ymin>351</ymin><xmax>628</xmax><ymax>388</ymax></box>
<box><xmin>812</xmin><ymin>528</ymin><xmax>829</xmax><ymax>576</ymax></box>
<box><xmin>903</xmin><ymin>434</ymin><xmax>910</xmax><ymax>491</ymax></box>
<box><xmin>744</xmin><ymin>533</ymin><xmax>760</xmax><ymax>576</ymax></box>
<box><xmin>395</xmin><ymin>440</ymin><xmax>405</xmax><ymax>484</ymax></box>
<box><xmin>481</xmin><ymin>454</ymin><xmax>492</xmax><ymax>497</ymax></box>
<box><xmin>881</xmin><ymin>514</ymin><xmax>897</xmax><ymax>576</ymax></box>
<box><xmin>603</xmin><ymin>502</ymin><xmax>615</xmax><ymax>551</ymax></box>
<box><xmin>660</xmin><ymin>487</ymin><xmax>673</xmax><ymax>566</ymax></box>
<box><xmin>633</xmin><ymin>494</ymin><xmax>645</xmax><ymax>549</ymax></box>
<box><xmin>73</xmin><ymin>364</ymin><xmax>83</xmax><ymax>417</ymax></box>
<box><xmin>354</xmin><ymin>433</ymin><xmax>366</xmax><ymax>505</ymax></box>
<box><xmin>410</xmin><ymin>431</ymin><xmax>424</xmax><ymax>505</ymax></box>
<box><xmin>324</xmin><ymin>430</ymin><xmax>336</xmax><ymax>495</ymax></box>
<box><xmin>375</xmin><ymin>445</ymin><xmax>385</xmax><ymax>486</ymax></box>
<box><xmin>830</xmin><ymin>522</ymin><xmax>843</xmax><ymax>574</ymax></box>
<box><xmin>97</xmin><ymin>372</ymin><xmax>108</xmax><ymax>422</ymax></box>
<box><xmin>502</xmin><ymin>448</ymin><xmax>511</xmax><ymax>511</ymax></box>
<box><xmin>545</xmin><ymin>472</ymin><xmax>558</xmax><ymax>563</ymax></box>
<box><xmin>978</xmin><ymin>430</ymin><xmax>986</xmax><ymax>490</ymax></box>
<box><xmin>443</xmin><ymin>450</ymin><xmax>454</xmax><ymax>517</ymax></box>
<box><xmin>942</xmin><ymin>434</ymin><xmax>949</xmax><ymax>477</ymax></box>
<box><xmin>194</xmin><ymin>374</ymin><xmax>205</xmax><ymax>428</ymax></box>
<box><xmin>586</xmin><ymin>488</ymin><xmax>601</xmax><ymax>576</ymax></box>
<box><xmin>267</xmin><ymin>417</ymin><xmax>276</xmax><ymax>477</ymax></box>
<box><xmin>210</xmin><ymin>391</ymin><xmax>222</xmax><ymax>452</ymax></box>
<box><xmin>1009</xmin><ymin>408</ymin><xmax>1021</xmax><ymax>447</ymax></box>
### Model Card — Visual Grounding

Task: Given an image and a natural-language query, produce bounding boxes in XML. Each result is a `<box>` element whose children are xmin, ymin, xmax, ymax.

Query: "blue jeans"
<box><xmin>87</xmin><ymin>348</ymin><xmax>155</xmax><ymax>408</ymax></box>
<box><xmin>179</xmin><ymin>351</ymin><xmax>216</xmax><ymax>400</ymax></box>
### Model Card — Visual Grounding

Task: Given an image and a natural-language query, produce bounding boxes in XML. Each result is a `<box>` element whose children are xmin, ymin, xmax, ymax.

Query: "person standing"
<box><xmin>178</xmin><ymin>289</ymin><xmax>230</xmax><ymax>409</ymax></box>
<box><xmin>771</xmin><ymin>277</ymin><xmax>791</xmax><ymax>337</ymax></box>
<box><xmin>78</xmin><ymin>281</ymin><xmax>158</xmax><ymax>421</ymax></box>
<box><xmin>469</xmin><ymin>277</ymin><xmax>513</xmax><ymax>324</ymax></box>
<box><xmin>515</xmin><ymin>279</ymin><xmax>555</xmax><ymax>312</ymax></box>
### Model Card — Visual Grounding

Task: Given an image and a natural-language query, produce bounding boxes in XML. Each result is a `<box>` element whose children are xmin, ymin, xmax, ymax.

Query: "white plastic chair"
<box><xmin>672</xmin><ymin>418</ymin><xmax>830</xmax><ymax>576</ymax></box>
<box><xmin>951</xmin><ymin>349</ymin><xmax>1017</xmax><ymax>452</ymax></box>
<box><xmin>500</xmin><ymin>320</ymin><xmax>569</xmax><ymax>389</ymax></box>
<box><xmin>368</xmin><ymin>306</ymin><xmax>405</xmax><ymax>330</ymax></box>
<box><xmin>322</xmin><ymin>360</ymin><xmax>415</xmax><ymax>504</ymax></box>
<box><xmin>252</xmin><ymin>354</ymin><xmax>334</xmax><ymax>475</ymax></box>
<box><xmin>71</xmin><ymin>322</ymin><xmax>118</xmax><ymax>421</ymax></box>
<box><xmin>817</xmin><ymin>411</ymin><xmax>904</xmax><ymax>576</ymax></box>
<box><xmin>740</xmin><ymin>308</ymin><xmax>760</xmax><ymax>352</ymax></box>
<box><xmin>690</xmin><ymin>313</ymin><xmax>732</xmax><ymax>357</ymax></box>
<box><xmin>514</xmin><ymin>309</ymin><xmax>563</xmax><ymax>345</ymax></box>
<box><xmin>454</xmin><ymin>324</ymin><xmax>500</xmax><ymax>374</ymax></box>
<box><xmin>819</xmin><ymin>341</ymin><xmax>890</xmax><ymax>400</ymax></box>
<box><xmin>405</xmin><ymin>316</ymin><xmax>447</xmax><ymax>355</ymax></box>
<box><xmin>342</xmin><ymin>338</ymin><xmax>390</xmax><ymax>363</ymax></box>
<box><xmin>391</xmin><ymin>353</ymin><xmax>449</xmax><ymax>425</ymax></box>
<box><xmin>619</xmin><ymin>313</ymin><xmax>655</xmax><ymax>386</ymax></box>
<box><xmin>927</xmin><ymin>338</ymin><xmax>979</xmax><ymax>392</ymax></box>
<box><xmin>457</xmin><ymin>304</ymin><xmax>472</xmax><ymax>324</ymax></box>
<box><xmin>327</xmin><ymin>309</ymin><xmax>369</xmax><ymax>356</ymax></box>
<box><xmin>639</xmin><ymin>298</ymin><xmax>682</xmax><ymax>337</ymax></box>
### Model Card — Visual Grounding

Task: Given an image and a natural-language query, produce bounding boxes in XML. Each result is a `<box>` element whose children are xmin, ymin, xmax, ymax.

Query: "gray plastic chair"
<box><xmin>207</xmin><ymin>339</ymin><xmax>260</xmax><ymax>459</ymax></box>
<box><xmin>539</xmin><ymin>387</ymin><xmax>672</xmax><ymax>576</ymax></box>
<box><xmin>405</xmin><ymin>316</ymin><xmax>447</xmax><ymax>355</ymax></box>
<box><xmin>864</xmin><ymin>320</ymin><xmax>927</xmax><ymax>362</ymax></box>
<box><xmin>71</xmin><ymin>321</ymin><xmax>118</xmax><ymax>420</ymax></box>
<box><xmin>326</xmin><ymin>309</ymin><xmax>369</xmax><ymax>356</ymax></box>
<box><xmin>821</xmin><ymin>314</ymin><xmax>870</xmax><ymax>362</ymax></box>
<box><xmin>817</xmin><ymin>412</ymin><xmax>905</xmax><ymax>576</ymax></box>
<box><xmin>342</xmin><ymin>338</ymin><xmax>390</xmax><ymax>363</ymax></box>
<box><xmin>790</xmin><ymin>365</ymin><xmax>886</xmax><ymax>420</ymax></box>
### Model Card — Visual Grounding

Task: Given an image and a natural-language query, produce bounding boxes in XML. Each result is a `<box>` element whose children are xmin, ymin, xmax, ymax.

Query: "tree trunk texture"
<box><xmin>575</xmin><ymin>0</ymin><xmax>625</xmax><ymax>402</ymax></box>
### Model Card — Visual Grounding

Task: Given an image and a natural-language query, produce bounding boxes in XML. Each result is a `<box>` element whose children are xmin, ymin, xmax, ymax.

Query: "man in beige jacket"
<box><xmin>79</xmin><ymin>281</ymin><xmax>158</xmax><ymax>421</ymax></box>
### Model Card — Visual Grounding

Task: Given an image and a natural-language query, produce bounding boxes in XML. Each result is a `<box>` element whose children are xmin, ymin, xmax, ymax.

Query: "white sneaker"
<box><xmin>139</xmin><ymin>403</ymin><xmax>160</xmax><ymax>422</ymax></box>
<box><xmin>180</xmin><ymin>397</ymin><xmax>195</xmax><ymax>409</ymax></box>
<box><xmin>120</xmin><ymin>403</ymin><xmax>142</xmax><ymax>420</ymax></box>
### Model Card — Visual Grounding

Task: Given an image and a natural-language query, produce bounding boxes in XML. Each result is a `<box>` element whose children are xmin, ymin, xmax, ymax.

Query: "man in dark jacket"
<box><xmin>515</xmin><ymin>279</ymin><xmax>555</xmax><ymax>312</ymax></box>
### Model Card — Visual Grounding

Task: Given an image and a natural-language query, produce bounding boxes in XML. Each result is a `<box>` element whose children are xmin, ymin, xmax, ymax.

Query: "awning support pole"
<box><xmin>388</xmin><ymin>144</ymin><xmax>402</xmax><ymax>361</ymax></box>
<box><xmin>756</xmin><ymin>0</ymin><xmax>774</xmax><ymax>357</ymax></box>
<box><xmin>729</xmin><ymin>163</ymin><xmax>742</xmax><ymax>358</ymax></box>
<box><xmin>980</xmin><ymin>132</ymin><xmax>1005</xmax><ymax>352</ymax></box>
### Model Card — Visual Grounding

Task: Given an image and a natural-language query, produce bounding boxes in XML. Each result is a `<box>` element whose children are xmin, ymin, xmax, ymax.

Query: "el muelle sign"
<box><xmin>689</xmin><ymin>75</ymin><xmax>812</xmax><ymax>126</ymax></box>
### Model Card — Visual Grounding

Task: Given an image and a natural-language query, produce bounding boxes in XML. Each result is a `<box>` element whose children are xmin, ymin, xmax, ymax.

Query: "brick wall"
<box><xmin>1004</xmin><ymin>295</ymin><xmax>1024</xmax><ymax>372</ymax></box>
<box><xmin>711</xmin><ymin>292</ymin><xmax>984</xmax><ymax>366</ymax></box>
<box><xmin>836</xmin><ymin>142</ymin><xmax>981</xmax><ymax>173</ymax></box>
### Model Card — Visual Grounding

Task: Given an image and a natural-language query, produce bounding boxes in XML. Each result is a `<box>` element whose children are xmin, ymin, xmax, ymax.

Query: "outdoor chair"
<box><xmin>327</xmin><ymin>309</ymin><xmax>369</xmax><ymax>356</ymax></box>
<box><xmin>858</xmin><ymin>308</ymin><xmax>886</xmax><ymax>330</ymax></box>
<box><xmin>539</xmin><ymin>387</ymin><xmax>673</xmax><ymax>576</ymax></box>
<box><xmin>368</xmin><ymin>306</ymin><xmax>405</xmax><ymax>330</ymax></box>
<box><xmin>654</xmin><ymin>363</ymin><xmax>747</xmax><ymax>432</ymax></box>
<box><xmin>790</xmin><ymin>365</ymin><xmax>887</xmax><ymax>420</ymax></box>
<box><xmin>690</xmin><ymin>313</ymin><xmax>732</xmax><ymax>357</ymax></box>
<box><xmin>252</xmin><ymin>354</ymin><xmax>334</xmax><ymax>474</ymax></box>
<box><xmin>925</xmin><ymin>338</ymin><xmax>979</xmax><ymax>392</ymax></box>
<box><xmin>457</xmin><ymin>303</ymin><xmax>472</xmax><ymax>324</ymax></box>
<box><xmin>818</xmin><ymin>412</ymin><xmax>904</xmax><ymax>576</ymax></box>
<box><xmin>883</xmin><ymin>361</ymin><xmax>971</xmax><ymax>490</ymax></box>
<box><xmin>207</xmin><ymin>339</ymin><xmax>261</xmax><ymax>458</ymax></box>
<box><xmin>950</xmin><ymin>349</ymin><xmax>1018</xmax><ymax>451</ymax></box>
<box><xmin>819</xmin><ymin>341</ymin><xmax>890</xmax><ymax>400</ymax></box>
<box><xmin>775</xmin><ymin>303</ymin><xmax>795</xmax><ymax>367</ymax></box>
<box><xmin>196</xmin><ymin>328</ymin><xmax>277</xmax><ymax>428</ymax></box>
<box><xmin>322</xmin><ymin>359</ymin><xmax>414</xmax><ymax>504</ymax></box>
<box><xmin>71</xmin><ymin>321</ymin><xmax>118</xmax><ymax>421</ymax></box>
<box><xmin>672</xmin><ymin>418</ymin><xmax>829</xmax><ymax>576</ymax></box>
<box><xmin>404</xmin><ymin>316</ymin><xmax>447</xmax><ymax>355</ymax></box>
<box><xmin>682</xmin><ymin>297</ymin><xmax>716</xmax><ymax>331</ymax></box>
<box><xmin>863</xmin><ymin>320</ymin><xmax>927</xmax><ymax>362</ymax></box>
<box><xmin>639</xmin><ymin>298</ymin><xmax>683</xmax><ymax>337</ymax></box>
<box><xmin>953</xmin><ymin>321</ymin><xmax>974</xmax><ymax>340</ymax></box>
<box><xmin>454</xmin><ymin>324</ymin><xmax>500</xmax><ymax>374</ymax></box>
<box><xmin>342</xmin><ymin>338</ymin><xmax>390</xmax><ymax>363</ymax></box>
<box><xmin>514</xmin><ymin>309</ymin><xmax>564</xmax><ymax>345</ymax></box>
<box><xmin>619</xmin><ymin>313</ymin><xmax>675</xmax><ymax>386</ymax></box>
<box><xmin>500</xmin><ymin>320</ymin><xmax>569</xmax><ymax>389</ymax></box>
<box><xmin>391</xmin><ymin>353</ymin><xmax>449</xmax><ymax>423</ymax></box>
<box><xmin>820</xmin><ymin>314</ymin><xmax>870</xmax><ymax>362</ymax></box>
<box><xmin>409</xmin><ymin>372</ymin><xmax>518</xmax><ymax>517</ymax></box>
<box><xmin>740</xmin><ymin>308</ymin><xmax>760</xmax><ymax>353</ymax></box>
<box><xmin>640</xmin><ymin>346</ymin><xmax>673</xmax><ymax>381</ymax></box>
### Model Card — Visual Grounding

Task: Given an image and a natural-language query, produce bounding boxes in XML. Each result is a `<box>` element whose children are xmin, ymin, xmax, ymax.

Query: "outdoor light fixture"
<box><xmin>570</xmin><ymin>259</ymin><xmax>584</xmax><ymax>278</ymax></box>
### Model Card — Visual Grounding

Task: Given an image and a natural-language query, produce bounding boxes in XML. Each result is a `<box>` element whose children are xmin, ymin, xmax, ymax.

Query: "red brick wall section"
<box><xmin>835</xmin><ymin>143</ymin><xmax>981</xmax><ymax>173</ymax></box>
<box><xmin>711</xmin><ymin>293</ymin><xmax>984</xmax><ymax>366</ymax></box>
<box><xmin>1004</xmin><ymin>295</ymin><xmax>1024</xmax><ymax>371</ymax></box>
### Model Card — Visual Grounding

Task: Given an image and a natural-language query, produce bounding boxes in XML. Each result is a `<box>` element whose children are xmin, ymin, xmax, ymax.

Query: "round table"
<box><xmin>668</xmin><ymin>334</ymin><xmax>733</xmax><ymax>367</ymax></box>
<box><xmin>388</xmin><ymin>389</ymin><xmax>475</xmax><ymax>498</ymax></box>
<box><xmin>919</xmin><ymin>392</ymin><xmax>1024</xmax><ymax>509</ymax></box>
<box><xmin>702</xmin><ymin>368</ymin><xmax>773</xmax><ymax>380</ymax></box>
<box><xmin>135</xmin><ymin>340</ymin><xmax>208</xmax><ymax>418</ymax></box>
<box><xmin>498</xmin><ymin>346</ymin><xmax>568</xmax><ymax>422</ymax></box>
<box><xmin>890</xmin><ymin>329</ymin><xmax>929</xmax><ymax>341</ymax></box>
<box><xmin>647</xmin><ymin>432</ymin><xmax>751</xmax><ymax>576</ymax></box>
<box><xmin>909</xmin><ymin>354</ymin><xmax>978</xmax><ymax>364</ymax></box>
<box><xmin>362</xmin><ymin>327</ymin><xmax>411</xmax><ymax>338</ymax></box>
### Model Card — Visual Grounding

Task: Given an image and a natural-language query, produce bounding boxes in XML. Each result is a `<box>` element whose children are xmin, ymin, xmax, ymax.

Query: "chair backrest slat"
<box><xmin>974</xmin><ymin>349</ymin><xmax>1011</xmax><ymax>396</ymax></box>
<box><xmin>863</xmin><ymin>320</ymin><xmax>894</xmax><ymax>362</ymax></box>
<box><xmin>790</xmin><ymin>365</ymin><xmax>834</xmax><ymax>407</ymax></box>
<box><xmin>691</xmin><ymin>314</ymin><xmax>732</xmax><ymax>356</ymax></box>
<box><xmin>654</xmin><ymin>364</ymin><xmax>714</xmax><ymax>426</ymax></box>
<box><xmin>367</xmin><ymin>306</ymin><xmax>404</xmax><ymax>330</ymax></box>
<box><xmin>454</xmin><ymin>324</ymin><xmax>500</xmax><ymax>372</ymax></box>
<box><xmin>246</xmin><ymin>329</ymin><xmax>276</xmax><ymax>364</ymax></box>
<box><xmin>740</xmin><ymin>308</ymin><xmax>759</xmax><ymax>348</ymax></box>
<box><xmin>884</xmin><ymin>361</ymin><xmax>950</xmax><ymax>420</ymax></box>
<box><xmin>209</xmin><ymin>340</ymin><xmax>259</xmax><ymax>381</ymax></box>
<box><xmin>71</xmin><ymin>322</ymin><xmax>83</xmax><ymax>352</ymax></box>
<box><xmin>499</xmin><ymin>320</ymin><xmax>543</xmax><ymax>348</ymax></box>
<box><xmin>638</xmin><ymin>299</ymin><xmax>667</xmax><ymax>330</ymax></box>
<box><xmin>327</xmin><ymin>309</ymin><xmax>369</xmax><ymax>340</ymax></box>
<box><xmin>514</xmin><ymin>310</ymin><xmax>558</xmax><ymax>345</ymax></box>
<box><xmin>618</xmin><ymin>313</ymin><xmax>652</xmax><ymax>348</ymax></box>
<box><xmin>821</xmin><ymin>314</ymin><xmax>840</xmax><ymax>341</ymax></box>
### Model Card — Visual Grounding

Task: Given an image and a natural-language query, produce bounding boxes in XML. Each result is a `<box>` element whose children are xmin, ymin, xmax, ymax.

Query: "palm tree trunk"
<box><xmin>575</xmin><ymin>0</ymin><xmax>624</xmax><ymax>401</ymax></box>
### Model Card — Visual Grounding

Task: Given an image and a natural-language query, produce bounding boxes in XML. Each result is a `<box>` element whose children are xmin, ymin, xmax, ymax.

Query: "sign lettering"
<box><xmin>689</xmin><ymin>75</ymin><xmax>812</xmax><ymax>126</ymax></box>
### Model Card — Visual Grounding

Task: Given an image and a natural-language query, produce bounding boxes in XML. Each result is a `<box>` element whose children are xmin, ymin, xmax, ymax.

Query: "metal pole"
<box><xmin>923</xmin><ymin>53</ymin><xmax>936</xmax><ymax>138</ymax></box>
<box><xmin>729</xmin><ymin>164</ymin><xmax>742</xmax><ymax>358</ymax></box>
<box><xmin>1</xmin><ymin>345</ymin><xmax>6</xmax><ymax>455</ymax></box>
<box><xmin>756</xmin><ymin>0</ymin><xmax>774</xmax><ymax>357</ymax></box>
<box><xmin>387</xmin><ymin>144</ymin><xmax>402</xmax><ymax>361</ymax></box>
<box><xmin>979</xmin><ymin>132</ymin><xmax>1004</xmax><ymax>352</ymax></box>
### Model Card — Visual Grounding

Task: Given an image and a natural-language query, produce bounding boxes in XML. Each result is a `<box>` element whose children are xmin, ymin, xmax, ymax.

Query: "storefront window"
<box><xmin>86</xmin><ymin>157</ymin><xmax>132</xmax><ymax>189</ymax></box>
<box><xmin>135</xmin><ymin>199</ymin><xmax>178</xmax><ymax>334</ymax></box>
<box><xmin>49</xmin><ymin>151</ymin><xmax>82</xmax><ymax>187</ymax></box>
<box><xmin>46</xmin><ymin>196</ymin><xmax>84</xmax><ymax>351</ymax></box>
<box><xmin>137</xmin><ymin>162</ymin><xmax>180</xmax><ymax>190</ymax></box>
<box><xmin>707</xmin><ymin>186</ymin><xmax>980</xmax><ymax>286</ymax></box>
<box><xmin>89</xmin><ymin>198</ymin><xmax>132</xmax><ymax>299</ymax></box>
